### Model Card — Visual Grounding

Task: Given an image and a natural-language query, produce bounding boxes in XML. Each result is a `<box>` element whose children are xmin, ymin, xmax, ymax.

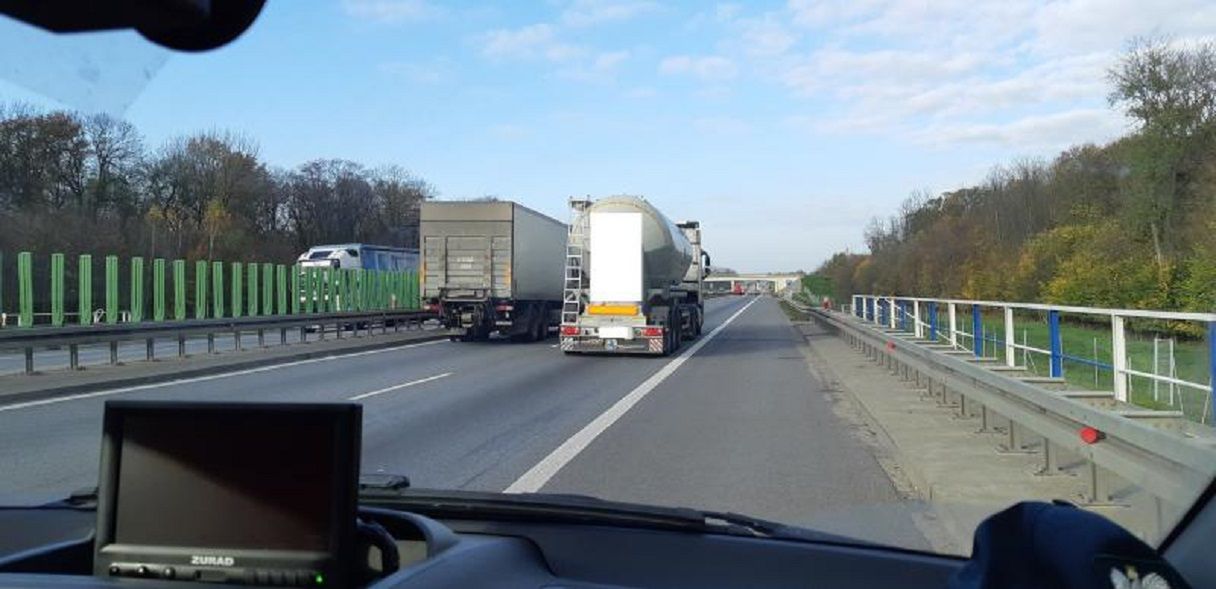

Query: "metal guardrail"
<box><xmin>794</xmin><ymin>301</ymin><xmax>1216</xmax><ymax>522</ymax></box>
<box><xmin>0</xmin><ymin>310</ymin><xmax>437</xmax><ymax>374</ymax></box>
<box><xmin>850</xmin><ymin>294</ymin><xmax>1216</xmax><ymax>423</ymax></box>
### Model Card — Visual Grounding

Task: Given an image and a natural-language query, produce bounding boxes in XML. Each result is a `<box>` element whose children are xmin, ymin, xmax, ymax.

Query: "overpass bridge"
<box><xmin>704</xmin><ymin>273</ymin><xmax>802</xmax><ymax>294</ymax></box>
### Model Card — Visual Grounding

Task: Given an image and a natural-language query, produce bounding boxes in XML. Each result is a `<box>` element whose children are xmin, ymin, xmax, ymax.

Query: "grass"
<box><xmin>953</xmin><ymin>313</ymin><xmax>1212</xmax><ymax>423</ymax></box>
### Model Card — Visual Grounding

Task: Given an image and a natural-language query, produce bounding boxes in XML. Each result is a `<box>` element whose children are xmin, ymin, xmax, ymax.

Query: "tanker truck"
<box><xmin>420</xmin><ymin>201</ymin><xmax>566</xmax><ymax>342</ymax></box>
<box><xmin>559</xmin><ymin>195</ymin><xmax>711</xmax><ymax>356</ymax></box>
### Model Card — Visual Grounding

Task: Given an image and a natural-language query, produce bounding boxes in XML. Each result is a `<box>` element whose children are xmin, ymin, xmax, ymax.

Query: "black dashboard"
<box><xmin>0</xmin><ymin>505</ymin><xmax>963</xmax><ymax>589</ymax></box>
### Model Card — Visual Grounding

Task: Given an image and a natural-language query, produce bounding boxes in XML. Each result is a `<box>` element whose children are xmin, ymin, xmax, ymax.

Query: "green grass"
<box><xmin>947</xmin><ymin>313</ymin><xmax>1213</xmax><ymax>423</ymax></box>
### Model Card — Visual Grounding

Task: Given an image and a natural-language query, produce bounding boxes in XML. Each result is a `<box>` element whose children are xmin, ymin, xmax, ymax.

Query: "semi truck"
<box><xmin>559</xmin><ymin>195</ymin><xmax>711</xmax><ymax>356</ymax></box>
<box><xmin>420</xmin><ymin>201</ymin><xmax>566</xmax><ymax>342</ymax></box>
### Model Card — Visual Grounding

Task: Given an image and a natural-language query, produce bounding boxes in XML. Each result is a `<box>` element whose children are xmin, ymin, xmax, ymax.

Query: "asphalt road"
<box><xmin>0</xmin><ymin>296</ymin><xmax>928</xmax><ymax>550</ymax></box>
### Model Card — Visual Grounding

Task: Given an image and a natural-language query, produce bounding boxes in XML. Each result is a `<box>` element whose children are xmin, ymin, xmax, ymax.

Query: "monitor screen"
<box><xmin>112</xmin><ymin>410</ymin><xmax>339</xmax><ymax>552</ymax></box>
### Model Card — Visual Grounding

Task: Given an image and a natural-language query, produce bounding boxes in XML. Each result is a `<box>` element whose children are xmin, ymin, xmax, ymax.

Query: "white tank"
<box><xmin>579</xmin><ymin>195</ymin><xmax>694</xmax><ymax>295</ymax></box>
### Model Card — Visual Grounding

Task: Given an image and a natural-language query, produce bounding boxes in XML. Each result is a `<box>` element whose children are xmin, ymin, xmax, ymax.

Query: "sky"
<box><xmin>2</xmin><ymin>0</ymin><xmax>1215</xmax><ymax>272</ymax></box>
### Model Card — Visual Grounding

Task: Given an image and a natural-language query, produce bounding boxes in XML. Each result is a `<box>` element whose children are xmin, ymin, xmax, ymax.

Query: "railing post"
<box><xmin>129</xmin><ymin>256</ymin><xmax>144</xmax><ymax>323</ymax></box>
<box><xmin>212</xmin><ymin>261</ymin><xmax>224</xmax><ymax>319</ymax></box>
<box><xmin>1112</xmin><ymin>315</ymin><xmax>1128</xmax><ymax>403</ymax></box>
<box><xmin>912</xmin><ymin>301</ymin><xmax>922</xmax><ymax>338</ymax></box>
<box><xmin>1208</xmin><ymin>321</ymin><xmax>1215</xmax><ymax>424</ymax></box>
<box><xmin>153</xmin><ymin>258</ymin><xmax>165</xmax><ymax>321</ymax></box>
<box><xmin>947</xmin><ymin>302</ymin><xmax>957</xmax><ymax>347</ymax></box>
<box><xmin>262</xmin><ymin>262</ymin><xmax>273</xmax><ymax>316</ymax></box>
<box><xmin>277</xmin><ymin>264</ymin><xmax>287</xmax><ymax>315</ymax></box>
<box><xmin>888</xmin><ymin>297</ymin><xmax>897</xmax><ymax>330</ymax></box>
<box><xmin>928</xmin><ymin>302</ymin><xmax>938</xmax><ymax>342</ymax></box>
<box><xmin>50</xmin><ymin>253</ymin><xmax>64</xmax><ymax>327</ymax></box>
<box><xmin>1049</xmin><ymin>310</ymin><xmax>1063</xmax><ymax>378</ymax></box>
<box><xmin>173</xmin><ymin>260</ymin><xmax>186</xmax><ymax>320</ymax></box>
<box><xmin>195</xmin><ymin>260</ymin><xmax>208</xmax><ymax>319</ymax></box>
<box><xmin>247</xmin><ymin>262</ymin><xmax>258</xmax><ymax>316</ymax></box>
<box><xmin>17</xmin><ymin>252</ymin><xmax>33</xmax><ymax>327</ymax></box>
<box><xmin>972</xmin><ymin>304</ymin><xmax>982</xmax><ymax>358</ymax></box>
<box><xmin>1004</xmin><ymin>306</ymin><xmax>1015</xmax><ymax>367</ymax></box>
<box><xmin>291</xmin><ymin>265</ymin><xmax>300</xmax><ymax>315</ymax></box>
<box><xmin>105</xmin><ymin>255</ymin><xmax>119</xmax><ymax>324</ymax></box>
<box><xmin>231</xmin><ymin>262</ymin><xmax>243</xmax><ymax>319</ymax></box>
<box><xmin>78</xmin><ymin>255</ymin><xmax>92</xmax><ymax>326</ymax></box>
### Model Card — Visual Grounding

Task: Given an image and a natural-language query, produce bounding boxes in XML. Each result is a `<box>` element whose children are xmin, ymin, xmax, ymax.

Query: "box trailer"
<box><xmin>420</xmin><ymin>201</ymin><xmax>566</xmax><ymax>341</ymax></box>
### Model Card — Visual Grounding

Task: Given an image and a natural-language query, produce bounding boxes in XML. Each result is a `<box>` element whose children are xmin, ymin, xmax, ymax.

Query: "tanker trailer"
<box><xmin>559</xmin><ymin>195</ymin><xmax>711</xmax><ymax>356</ymax></box>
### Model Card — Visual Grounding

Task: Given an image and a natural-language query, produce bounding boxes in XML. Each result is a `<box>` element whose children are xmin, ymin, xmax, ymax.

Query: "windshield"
<box><xmin>0</xmin><ymin>0</ymin><xmax>1214</xmax><ymax>559</ymax></box>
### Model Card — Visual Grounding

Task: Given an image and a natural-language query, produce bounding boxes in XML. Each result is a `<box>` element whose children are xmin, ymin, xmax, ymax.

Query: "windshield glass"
<box><xmin>0</xmin><ymin>0</ymin><xmax>1213</xmax><ymax>559</ymax></box>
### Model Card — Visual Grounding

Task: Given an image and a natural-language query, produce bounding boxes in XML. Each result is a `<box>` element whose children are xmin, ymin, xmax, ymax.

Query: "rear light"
<box><xmin>496</xmin><ymin>304</ymin><xmax>514</xmax><ymax>312</ymax></box>
<box><xmin>560</xmin><ymin>326</ymin><xmax>579</xmax><ymax>336</ymax></box>
<box><xmin>641</xmin><ymin>327</ymin><xmax>663</xmax><ymax>337</ymax></box>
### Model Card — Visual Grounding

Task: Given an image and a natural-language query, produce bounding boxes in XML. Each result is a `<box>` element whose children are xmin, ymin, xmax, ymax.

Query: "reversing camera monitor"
<box><xmin>93</xmin><ymin>402</ymin><xmax>361</xmax><ymax>587</ymax></box>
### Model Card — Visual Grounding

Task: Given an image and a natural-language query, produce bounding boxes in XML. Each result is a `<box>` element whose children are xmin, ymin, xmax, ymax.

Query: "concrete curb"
<box><xmin>0</xmin><ymin>331</ymin><xmax>450</xmax><ymax>407</ymax></box>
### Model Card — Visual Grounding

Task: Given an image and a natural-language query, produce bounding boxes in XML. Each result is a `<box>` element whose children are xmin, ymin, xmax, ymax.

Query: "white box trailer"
<box><xmin>420</xmin><ymin>201</ymin><xmax>566</xmax><ymax>341</ymax></box>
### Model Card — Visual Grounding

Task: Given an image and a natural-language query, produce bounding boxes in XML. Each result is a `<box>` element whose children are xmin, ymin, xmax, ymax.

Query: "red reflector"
<box><xmin>886</xmin><ymin>341</ymin><xmax>896</xmax><ymax>351</ymax></box>
<box><xmin>560</xmin><ymin>326</ymin><xmax>579</xmax><ymax>336</ymax></box>
<box><xmin>641</xmin><ymin>327</ymin><xmax>663</xmax><ymax>337</ymax></box>
<box><xmin>1079</xmin><ymin>426</ymin><xmax>1104</xmax><ymax>444</ymax></box>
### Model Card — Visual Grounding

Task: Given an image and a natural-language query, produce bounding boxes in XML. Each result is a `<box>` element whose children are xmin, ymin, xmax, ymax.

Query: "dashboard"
<box><xmin>0</xmin><ymin>504</ymin><xmax>963</xmax><ymax>589</ymax></box>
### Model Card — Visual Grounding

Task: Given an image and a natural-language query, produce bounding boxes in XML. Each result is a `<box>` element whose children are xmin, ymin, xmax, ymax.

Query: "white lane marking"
<box><xmin>505</xmin><ymin>296</ymin><xmax>760</xmax><ymax>493</ymax></box>
<box><xmin>348</xmin><ymin>372</ymin><xmax>452</xmax><ymax>401</ymax></box>
<box><xmin>0</xmin><ymin>339</ymin><xmax>448</xmax><ymax>413</ymax></box>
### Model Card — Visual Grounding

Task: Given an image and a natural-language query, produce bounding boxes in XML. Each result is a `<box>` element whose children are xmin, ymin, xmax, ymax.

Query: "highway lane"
<box><xmin>0</xmin><ymin>295</ymin><xmax>927</xmax><ymax>548</ymax></box>
<box><xmin>0</xmin><ymin>297</ymin><xmax>750</xmax><ymax>501</ymax></box>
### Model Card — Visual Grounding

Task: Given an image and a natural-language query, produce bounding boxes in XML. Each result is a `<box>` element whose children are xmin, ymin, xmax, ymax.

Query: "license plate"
<box><xmin>598</xmin><ymin>326</ymin><xmax>632</xmax><ymax>340</ymax></box>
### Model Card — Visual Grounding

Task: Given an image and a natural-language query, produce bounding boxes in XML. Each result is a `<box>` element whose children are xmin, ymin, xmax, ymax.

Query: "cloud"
<box><xmin>377</xmin><ymin>59</ymin><xmax>453</xmax><ymax>84</ymax></box>
<box><xmin>341</xmin><ymin>0</ymin><xmax>441</xmax><ymax>23</ymax></box>
<box><xmin>659</xmin><ymin>55</ymin><xmax>738</xmax><ymax>81</ymax></box>
<box><xmin>739</xmin><ymin>14</ymin><xmax>797</xmax><ymax>56</ymax></box>
<box><xmin>912</xmin><ymin>109</ymin><xmax>1129</xmax><ymax>150</ymax></box>
<box><xmin>558</xmin><ymin>50</ymin><xmax>631</xmax><ymax>82</ymax></box>
<box><xmin>479</xmin><ymin>24</ymin><xmax>584</xmax><ymax>62</ymax></box>
<box><xmin>561</xmin><ymin>0</ymin><xmax>658</xmax><ymax>27</ymax></box>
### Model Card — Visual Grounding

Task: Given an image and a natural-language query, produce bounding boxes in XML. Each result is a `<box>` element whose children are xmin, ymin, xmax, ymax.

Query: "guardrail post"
<box><xmin>247</xmin><ymin>262</ymin><xmax>258</xmax><ymax>316</ymax></box>
<box><xmin>972</xmin><ymin>304</ymin><xmax>982</xmax><ymax>358</ymax></box>
<box><xmin>105</xmin><ymin>255</ymin><xmax>119</xmax><ymax>324</ymax></box>
<box><xmin>1004</xmin><ymin>306</ymin><xmax>1015</xmax><ymax>367</ymax></box>
<box><xmin>928</xmin><ymin>302</ymin><xmax>938</xmax><ymax>342</ymax></box>
<box><xmin>153</xmin><ymin>258</ymin><xmax>165</xmax><ymax>321</ymax></box>
<box><xmin>1208</xmin><ymin>321</ymin><xmax>1215</xmax><ymax>424</ymax></box>
<box><xmin>50</xmin><ymin>253</ymin><xmax>64</xmax><ymax>327</ymax></box>
<box><xmin>1048</xmin><ymin>310</ymin><xmax>1063</xmax><ymax>378</ymax></box>
<box><xmin>195</xmin><ymin>261</ymin><xmax>208</xmax><ymax>319</ymax></box>
<box><xmin>262</xmin><ymin>262</ymin><xmax>273</xmax><ymax>316</ymax></box>
<box><xmin>211</xmin><ymin>261</ymin><xmax>224</xmax><ymax>319</ymax></box>
<box><xmin>1112</xmin><ymin>315</ymin><xmax>1128</xmax><ymax>403</ymax></box>
<box><xmin>173</xmin><ymin>260</ymin><xmax>186</xmax><ymax>320</ymax></box>
<box><xmin>17</xmin><ymin>252</ymin><xmax>33</xmax><ymax>327</ymax></box>
<box><xmin>78</xmin><ymin>255</ymin><xmax>92</xmax><ymax>325</ymax></box>
<box><xmin>231</xmin><ymin>262</ymin><xmax>243</xmax><ymax>319</ymax></box>
<box><xmin>129</xmin><ymin>256</ymin><xmax>144</xmax><ymax>323</ymax></box>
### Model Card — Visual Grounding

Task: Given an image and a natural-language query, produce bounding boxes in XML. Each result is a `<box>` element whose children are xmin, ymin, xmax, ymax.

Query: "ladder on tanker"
<box><xmin>562</xmin><ymin>198</ymin><xmax>593</xmax><ymax>326</ymax></box>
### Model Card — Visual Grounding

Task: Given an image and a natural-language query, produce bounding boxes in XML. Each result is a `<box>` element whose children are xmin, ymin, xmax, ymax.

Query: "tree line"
<box><xmin>0</xmin><ymin>104</ymin><xmax>434</xmax><ymax>267</ymax></box>
<box><xmin>813</xmin><ymin>39</ymin><xmax>1216</xmax><ymax>319</ymax></box>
